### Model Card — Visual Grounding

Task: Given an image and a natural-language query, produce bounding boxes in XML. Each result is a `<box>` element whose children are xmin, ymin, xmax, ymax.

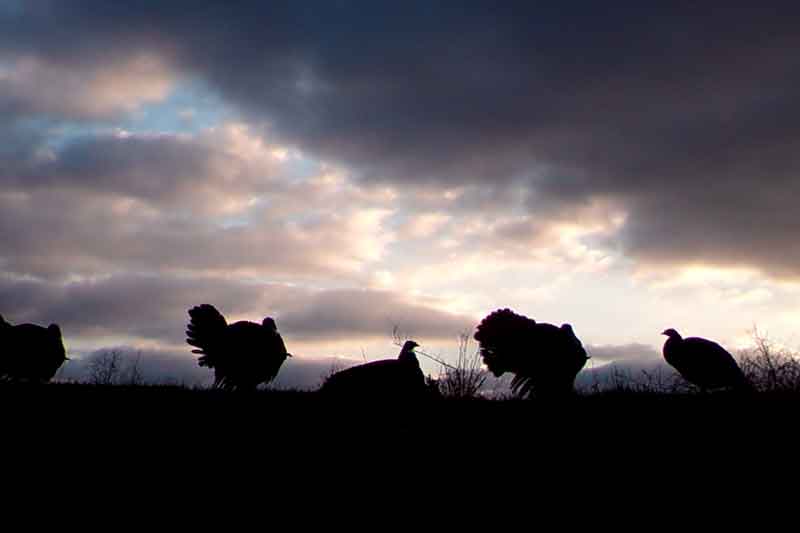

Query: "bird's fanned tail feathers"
<box><xmin>186</xmin><ymin>304</ymin><xmax>228</xmax><ymax>368</ymax></box>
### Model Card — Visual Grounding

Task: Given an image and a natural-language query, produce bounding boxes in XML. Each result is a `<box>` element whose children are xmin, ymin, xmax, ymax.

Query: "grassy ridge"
<box><xmin>5</xmin><ymin>381</ymin><xmax>797</xmax><ymax>437</ymax></box>
<box><xmin>4</xmin><ymin>381</ymin><xmax>798</xmax><ymax>491</ymax></box>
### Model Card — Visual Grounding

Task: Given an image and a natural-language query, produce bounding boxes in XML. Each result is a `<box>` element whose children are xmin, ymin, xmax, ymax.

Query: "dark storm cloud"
<box><xmin>2</xmin><ymin>133</ymin><xmax>220</xmax><ymax>198</ymax></box>
<box><xmin>2</xmin><ymin>2</ymin><xmax>800</xmax><ymax>275</ymax></box>
<box><xmin>0</xmin><ymin>274</ymin><xmax>265</xmax><ymax>343</ymax></box>
<box><xmin>279</xmin><ymin>289</ymin><xmax>473</xmax><ymax>340</ymax></box>
<box><xmin>0</xmin><ymin>128</ymin><xmax>282</xmax><ymax>210</ymax></box>
<box><xmin>0</xmin><ymin>274</ymin><xmax>472</xmax><ymax>346</ymax></box>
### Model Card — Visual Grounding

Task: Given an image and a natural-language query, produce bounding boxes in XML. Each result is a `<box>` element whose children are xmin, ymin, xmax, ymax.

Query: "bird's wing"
<box><xmin>684</xmin><ymin>338</ymin><xmax>736</xmax><ymax>365</ymax></box>
<box><xmin>322</xmin><ymin>359</ymin><xmax>401</xmax><ymax>392</ymax></box>
<box><xmin>684</xmin><ymin>337</ymin><xmax>747</xmax><ymax>383</ymax></box>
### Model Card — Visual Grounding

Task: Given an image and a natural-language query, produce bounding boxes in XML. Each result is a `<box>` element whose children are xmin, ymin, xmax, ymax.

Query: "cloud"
<box><xmin>0</xmin><ymin>274</ymin><xmax>474</xmax><ymax>350</ymax></box>
<box><xmin>1</xmin><ymin>124</ymin><xmax>281</xmax><ymax>211</ymax></box>
<box><xmin>0</xmin><ymin>188</ymin><xmax>372</xmax><ymax>280</ymax></box>
<box><xmin>4</xmin><ymin>3</ymin><xmax>797</xmax><ymax>275</ymax></box>
<box><xmin>0</xmin><ymin>54</ymin><xmax>174</xmax><ymax>120</ymax></box>
<box><xmin>2</xmin><ymin>1</ymin><xmax>800</xmax><ymax>363</ymax></box>
<box><xmin>586</xmin><ymin>343</ymin><xmax>661</xmax><ymax>365</ymax></box>
<box><xmin>279</xmin><ymin>288</ymin><xmax>474</xmax><ymax>341</ymax></box>
<box><xmin>0</xmin><ymin>123</ymin><xmax>401</xmax><ymax>280</ymax></box>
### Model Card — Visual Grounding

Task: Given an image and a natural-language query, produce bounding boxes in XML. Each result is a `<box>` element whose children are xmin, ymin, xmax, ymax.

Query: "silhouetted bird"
<box><xmin>186</xmin><ymin>304</ymin><xmax>291</xmax><ymax>391</ymax></box>
<box><xmin>474</xmin><ymin>309</ymin><xmax>588</xmax><ymax>398</ymax></box>
<box><xmin>320</xmin><ymin>340</ymin><xmax>427</xmax><ymax>398</ymax></box>
<box><xmin>661</xmin><ymin>328</ymin><xmax>752</xmax><ymax>391</ymax></box>
<box><xmin>0</xmin><ymin>314</ymin><xmax>67</xmax><ymax>382</ymax></box>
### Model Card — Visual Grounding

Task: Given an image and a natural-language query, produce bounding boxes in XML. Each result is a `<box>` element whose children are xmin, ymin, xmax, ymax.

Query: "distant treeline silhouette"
<box><xmin>0</xmin><ymin>306</ymin><xmax>760</xmax><ymax>397</ymax></box>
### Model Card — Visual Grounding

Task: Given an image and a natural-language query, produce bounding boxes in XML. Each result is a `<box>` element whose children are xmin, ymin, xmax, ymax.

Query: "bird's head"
<box><xmin>661</xmin><ymin>328</ymin><xmax>681</xmax><ymax>339</ymax></box>
<box><xmin>402</xmin><ymin>340</ymin><xmax>419</xmax><ymax>352</ymax></box>
<box><xmin>561</xmin><ymin>323</ymin><xmax>589</xmax><ymax>360</ymax></box>
<box><xmin>398</xmin><ymin>340</ymin><xmax>419</xmax><ymax>363</ymax></box>
<box><xmin>262</xmin><ymin>317</ymin><xmax>277</xmax><ymax>331</ymax></box>
<box><xmin>47</xmin><ymin>324</ymin><xmax>67</xmax><ymax>361</ymax></box>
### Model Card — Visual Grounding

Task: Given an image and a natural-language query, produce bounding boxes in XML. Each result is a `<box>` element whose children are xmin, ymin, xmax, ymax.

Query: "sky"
<box><xmin>2</xmin><ymin>2</ymin><xmax>799</xmax><ymax>387</ymax></box>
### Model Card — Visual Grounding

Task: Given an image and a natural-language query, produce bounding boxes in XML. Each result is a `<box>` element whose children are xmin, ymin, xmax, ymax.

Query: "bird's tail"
<box><xmin>474</xmin><ymin>308</ymin><xmax>538</xmax><ymax>377</ymax></box>
<box><xmin>186</xmin><ymin>304</ymin><xmax>227</xmax><ymax>368</ymax></box>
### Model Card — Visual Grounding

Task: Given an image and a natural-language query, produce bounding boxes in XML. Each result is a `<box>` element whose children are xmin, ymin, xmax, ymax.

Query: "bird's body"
<box><xmin>320</xmin><ymin>341</ymin><xmax>427</xmax><ymax>398</ymax></box>
<box><xmin>186</xmin><ymin>304</ymin><xmax>290</xmax><ymax>391</ymax></box>
<box><xmin>474</xmin><ymin>308</ymin><xmax>588</xmax><ymax>398</ymax></box>
<box><xmin>0</xmin><ymin>314</ymin><xmax>67</xmax><ymax>382</ymax></box>
<box><xmin>662</xmin><ymin>329</ymin><xmax>751</xmax><ymax>391</ymax></box>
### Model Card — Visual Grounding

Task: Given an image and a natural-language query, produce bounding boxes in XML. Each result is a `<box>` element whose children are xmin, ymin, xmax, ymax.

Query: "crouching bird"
<box><xmin>474</xmin><ymin>309</ymin><xmax>588</xmax><ymax>398</ymax></box>
<box><xmin>320</xmin><ymin>340</ymin><xmax>428</xmax><ymax>398</ymax></box>
<box><xmin>186</xmin><ymin>304</ymin><xmax>291</xmax><ymax>391</ymax></box>
<box><xmin>661</xmin><ymin>328</ymin><xmax>752</xmax><ymax>392</ymax></box>
<box><xmin>0</xmin><ymin>314</ymin><xmax>67</xmax><ymax>382</ymax></box>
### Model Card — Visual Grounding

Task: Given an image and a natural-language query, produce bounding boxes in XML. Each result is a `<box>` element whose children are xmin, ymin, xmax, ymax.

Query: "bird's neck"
<box><xmin>398</xmin><ymin>350</ymin><xmax>418</xmax><ymax>364</ymax></box>
<box><xmin>663</xmin><ymin>335</ymin><xmax>683</xmax><ymax>361</ymax></box>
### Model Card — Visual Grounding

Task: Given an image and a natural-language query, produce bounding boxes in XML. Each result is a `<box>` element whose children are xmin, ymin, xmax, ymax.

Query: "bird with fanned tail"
<box><xmin>661</xmin><ymin>328</ymin><xmax>753</xmax><ymax>392</ymax></box>
<box><xmin>186</xmin><ymin>304</ymin><xmax>290</xmax><ymax>391</ymax></box>
<box><xmin>474</xmin><ymin>308</ymin><xmax>588</xmax><ymax>398</ymax></box>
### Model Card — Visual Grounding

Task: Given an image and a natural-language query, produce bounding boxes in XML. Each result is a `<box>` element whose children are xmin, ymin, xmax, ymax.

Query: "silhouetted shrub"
<box><xmin>436</xmin><ymin>333</ymin><xmax>487</xmax><ymax>399</ymax></box>
<box><xmin>85</xmin><ymin>350</ymin><xmax>144</xmax><ymax>386</ymax></box>
<box><xmin>738</xmin><ymin>328</ymin><xmax>800</xmax><ymax>393</ymax></box>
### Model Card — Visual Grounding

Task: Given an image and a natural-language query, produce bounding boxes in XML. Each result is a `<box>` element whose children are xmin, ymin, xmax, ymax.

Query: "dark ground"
<box><xmin>4</xmin><ymin>382</ymin><xmax>797</xmax><ymax>450</ymax></box>
<box><xmin>3</xmin><ymin>382</ymin><xmax>797</xmax><ymax>512</ymax></box>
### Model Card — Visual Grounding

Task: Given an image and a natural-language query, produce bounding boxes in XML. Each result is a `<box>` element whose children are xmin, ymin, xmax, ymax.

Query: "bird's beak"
<box><xmin>286</xmin><ymin>353</ymin><xmax>293</xmax><ymax>358</ymax></box>
<box><xmin>660</xmin><ymin>330</ymin><xmax>668</xmax><ymax>336</ymax></box>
